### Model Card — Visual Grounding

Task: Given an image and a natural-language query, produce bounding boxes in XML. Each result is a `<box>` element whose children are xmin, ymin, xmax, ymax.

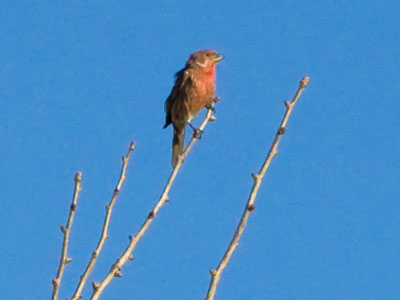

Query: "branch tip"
<box><xmin>300</xmin><ymin>76</ymin><xmax>310</xmax><ymax>88</ymax></box>
<box><xmin>52</xmin><ymin>171</ymin><xmax>83</xmax><ymax>300</ymax></box>
<box><xmin>74</xmin><ymin>172</ymin><xmax>82</xmax><ymax>183</ymax></box>
<box><xmin>69</xmin><ymin>141</ymin><xmax>136</xmax><ymax>300</ymax></box>
<box><xmin>205</xmin><ymin>80</ymin><xmax>308</xmax><ymax>300</ymax></box>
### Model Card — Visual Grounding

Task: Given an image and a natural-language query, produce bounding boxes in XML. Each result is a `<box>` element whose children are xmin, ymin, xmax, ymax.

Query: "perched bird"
<box><xmin>163</xmin><ymin>49</ymin><xmax>223</xmax><ymax>167</ymax></box>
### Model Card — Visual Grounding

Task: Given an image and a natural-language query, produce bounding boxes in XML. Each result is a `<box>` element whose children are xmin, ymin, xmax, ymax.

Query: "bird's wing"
<box><xmin>163</xmin><ymin>69</ymin><xmax>191</xmax><ymax>128</ymax></box>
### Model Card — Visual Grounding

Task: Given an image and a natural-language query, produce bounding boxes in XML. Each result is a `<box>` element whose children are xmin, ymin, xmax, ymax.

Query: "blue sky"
<box><xmin>1</xmin><ymin>1</ymin><xmax>399</xmax><ymax>299</ymax></box>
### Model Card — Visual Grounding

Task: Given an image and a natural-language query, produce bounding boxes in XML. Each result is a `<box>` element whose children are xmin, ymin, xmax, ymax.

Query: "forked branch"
<box><xmin>205</xmin><ymin>77</ymin><xmax>309</xmax><ymax>300</ymax></box>
<box><xmin>90</xmin><ymin>99</ymin><xmax>218</xmax><ymax>300</ymax></box>
<box><xmin>51</xmin><ymin>172</ymin><xmax>82</xmax><ymax>300</ymax></box>
<box><xmin>70</xmin><ymin>142</ymin><xmax>136</xmax><ymax>300</ymax></box>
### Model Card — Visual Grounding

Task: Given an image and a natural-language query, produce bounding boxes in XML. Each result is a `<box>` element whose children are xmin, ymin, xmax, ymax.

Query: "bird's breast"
<box><xmin>189</xmin><ymin>75</ymin><xmax>215</xmax><ymax>116</ymax></box>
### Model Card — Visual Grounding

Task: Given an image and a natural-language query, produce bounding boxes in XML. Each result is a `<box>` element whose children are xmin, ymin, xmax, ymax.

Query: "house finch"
<box><xmin>163</xmin><ymin>49</ymin><xmax>223</xmax><ymax>167</ymax></box>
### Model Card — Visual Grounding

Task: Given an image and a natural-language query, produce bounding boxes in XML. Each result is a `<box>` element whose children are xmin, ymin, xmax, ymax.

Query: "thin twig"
<box><xmin>89</xmin><ymin>99</ymin><xmax>218</xmax><ymax>300</ymax></box>
<box><xmin>51</xmin><ymin>172</ymin><xmax>82</xmax><ymax>300</ymax></box>
<box><xmin>70</xmin><ymin>142</ymin><xmax>136</xmax><ymax>300</ymax></box>
<box><xmin>205</xmin><ymin>77</ymin><xmax>309</xmax><ymax>300</ymax></box>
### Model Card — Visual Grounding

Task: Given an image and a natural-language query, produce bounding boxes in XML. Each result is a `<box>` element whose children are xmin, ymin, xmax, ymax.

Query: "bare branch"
<box><xmin>70</xmin><ymin>142</ymin><xmax>136</xmax><ymax>300</ymax></box>
<box><xmin>89</xmin><ymin>99</ymin><xmax>218</xmax><ymax>300</ymax></box>
<box><xmin>52</xmin><ymin>172</ymin><xmax>82</xmax><ymax>300</ymax></box>
<box><xmin>205</xmin><ymin>77</ymin><xmax>309</xmax><ymax>300</ymax></box>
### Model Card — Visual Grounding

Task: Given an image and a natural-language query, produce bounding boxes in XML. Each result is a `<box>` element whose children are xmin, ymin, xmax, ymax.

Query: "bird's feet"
<box><xmin>212</xmin><ymin>96</ymin><xmax>220</xmax><ymax>104</ymax></box>
<box><xmin>193</xmin><ymin>129</ymin><xmax>203</xmax><ymax>139</ymax></box>
<box><xmin>205</xmin><ymin>103</ymin><xmax>216</xmax><ymax>114</ymax></box>
<box><xmin>206</xmin><ymin>97</ymin><xmax>219</xmax><ymax>114</ymax></box>
<box><xmin>188</xmin><ymin>122</ymin><xmax>203</xmax><ymax>139</ymax></box>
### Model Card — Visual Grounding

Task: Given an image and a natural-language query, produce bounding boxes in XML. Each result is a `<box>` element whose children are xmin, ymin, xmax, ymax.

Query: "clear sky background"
<box><xmin>1</xmin><ymin>1</ymin><xmax>399</xmax><ymax>299</ymax></box>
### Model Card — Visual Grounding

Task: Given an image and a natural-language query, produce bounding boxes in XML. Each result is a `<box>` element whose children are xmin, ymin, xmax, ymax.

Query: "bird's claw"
<box><xmin>193</xmin><ymin>129</ymin><xmax>203</xmax><ymax>139</ymax></box>
<box><xmin>206</xmin><ymin>103</ymin><xmax>216</xmax><ymax>114</ymax></box>
<box><xmin>212</xmin><ymin>96</ymin><xmax>220</xmax><ymax>103</ymax></box>
<box><xmin>187</xmin><ymin>122</ymin><xmax>203</xmax><ymax>139</ymax></box>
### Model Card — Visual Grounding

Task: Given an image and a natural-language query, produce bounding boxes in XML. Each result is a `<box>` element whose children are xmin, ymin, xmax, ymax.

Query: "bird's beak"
<box><xmin>214</xmin><ymin>53</ymin><xmax>224</xmax><ymax>63</ymax></box>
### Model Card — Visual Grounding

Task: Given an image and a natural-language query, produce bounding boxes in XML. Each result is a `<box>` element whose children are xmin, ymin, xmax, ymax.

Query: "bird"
<box><xmin>163</xmin><ymin>49</ymin><xmax>223</xmax><ymax>167</ymax></box>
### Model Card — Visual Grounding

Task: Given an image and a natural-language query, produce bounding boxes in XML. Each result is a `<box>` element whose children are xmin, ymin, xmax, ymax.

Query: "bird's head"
<box><xmin>186</xmin><ymin>49</ymin><xmax>223</xmax><ymax>70</ymax></box>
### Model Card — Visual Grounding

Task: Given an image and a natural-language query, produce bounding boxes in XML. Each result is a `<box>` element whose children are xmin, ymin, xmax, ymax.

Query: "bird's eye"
<box><xmin>206</xmin><ymin>53</ymin><xmax>210</xmax><ymax>56</ymax></box>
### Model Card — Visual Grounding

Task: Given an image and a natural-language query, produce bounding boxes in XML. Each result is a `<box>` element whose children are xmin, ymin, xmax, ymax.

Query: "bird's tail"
<box><xmin>172</xmin><ymin>126</ymin><xmax>185</xmax><ymax>167</ymax></box>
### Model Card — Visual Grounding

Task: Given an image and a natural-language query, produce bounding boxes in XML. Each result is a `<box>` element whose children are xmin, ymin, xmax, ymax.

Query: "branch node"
<box><xmin>176</xmin><ymin>154</ymin><xmax>184</xmax><ymax>165</ymax></box>
<box><xmin>165</xmin><ymin>195</ymin><xmax>170</xmax><ymax>203</ymax></box>
<box><xmin>277</xmin><ymin>127</ymin><xmax>286</xmax><ymax>135</ymax></box>
<box><xmin>105</xmin><ymin>204</ymin><xmax>110</xmax><ymax>210</ymax></box>
<box><xmin>70</xmin><ymin>203</ymin><xmax>77</xmax><ymax>211</ymax></box>
<box><xmin>209</xmin><ymin>269</ymin><xmax>217</xmax><ymax>277</ymax></box>
<box><xmin>148</xmin><ymin>211</ymin><xmax>155</xmax><ymax>219</ymax></box>
<box><xmin>128</xmin><ymin>254</ymin><xmax>134</xmax><ymax>261</ymax></box>
<box><xmin>284</xmin><ymin>101</ymin><xmax>291</xmax><ymax>109</ymax></box>
<box><xmin>64</xmin><ymin>257</ymin><xmax>72</xmax><ymax>264</ymax></box>
<box><xmin>92</xmin><ymin>281</ymin><xmax>100</xmax><ymax>291</ymax></box>
<box><xmin>300</xmin><ymin>76</ymin><xmax>310</xmax><ymax>88</ymax></box>
<box><xmin>52</xmin><ymin>278</ymin><xmax>59</xmax><ymax>286</ymax></box>
<box><xmin>248</xmin><ymin>204</ymin><xmax>256</xmax><ymax>212</ymax></box>
<box><xmin>60</xmin><ymin>225</ymin><xmax>66</xmax><ymax>233</ymax></box>
<box><xmin>113</xmin><ymin>189</ymin><xmax>119</xmax><ymax>197</ymax></box>
<box><xmin>209</xmin><ymin>115</ymin><xmax>217</xmax><ymax>122</ymax></box>
<box><xmin>92</xmin><ymin>251</ymin><xmax>98</xmax><ymax>258</ymax></box>
<box><xmin>114</xmin><ymin>270</ymin><xmax>122</xmax><ymax>278</ymax></box>
<box><xmin>251</xmin><ymin>173</ymin><xmax>259</xmax><ymax>182</ymax></box>
<box><xmin>129</xmin><ymin>141</ymin><xmax>136</xmax><ymax>150</ymax></box>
